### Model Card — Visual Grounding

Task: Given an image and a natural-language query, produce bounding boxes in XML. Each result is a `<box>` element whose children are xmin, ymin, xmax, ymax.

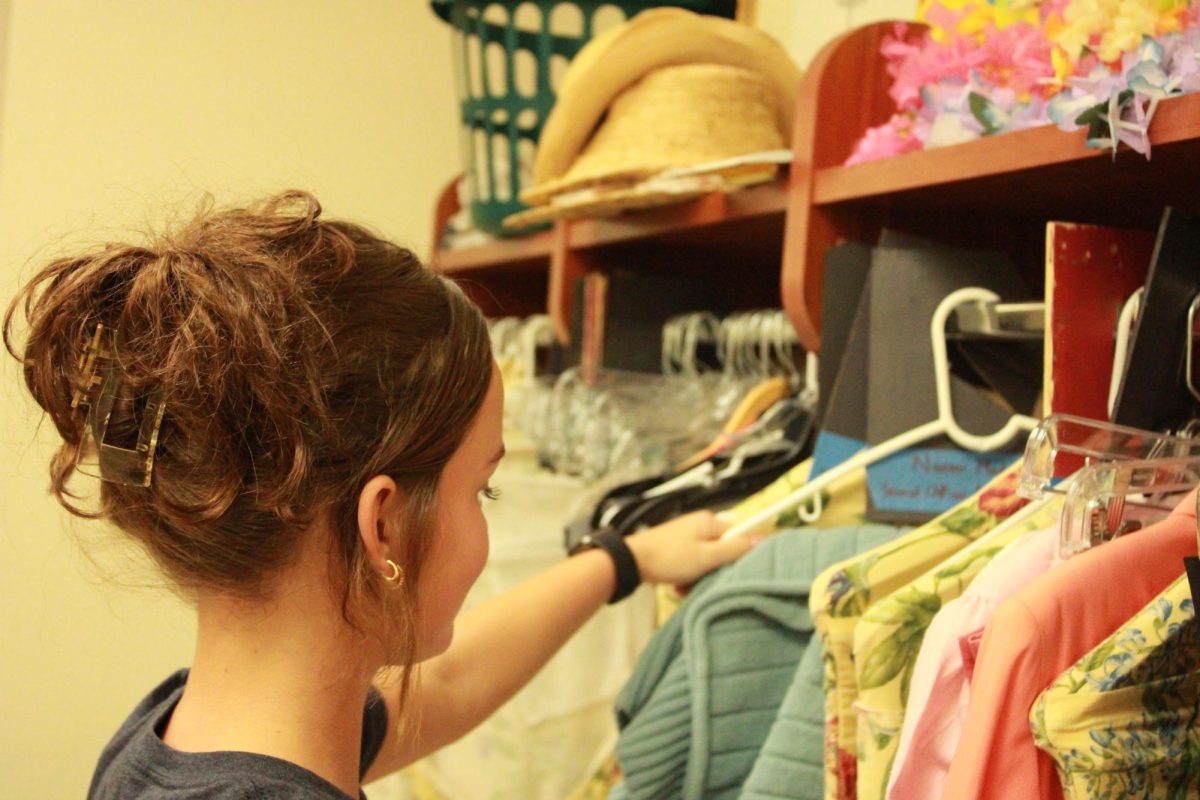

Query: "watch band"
<box><xmin>576</xmin><ymin>527</ymin><xmax>641</xmax><ymax>604</ymax></box>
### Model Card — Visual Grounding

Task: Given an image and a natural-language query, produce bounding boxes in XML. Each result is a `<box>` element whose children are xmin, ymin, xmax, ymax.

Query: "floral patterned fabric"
<box><xmin>851</xmin><ymin>494</ymin><xmax>1063</xmax><ymax>800</ymax></box>
<box><xmin>942</xmin><ymin>489</ymin><xmax>1198</xmax><ymax>800</ymax></box>
<box><xmin>1031</xmin><ymin>573</ymin><xmax>1200</xmax><ymax>798</ymax></box>
<box><xmin>807</xmin><ymin>461</ymin><xmax>1027</xmax><ymax>800</ymax></box>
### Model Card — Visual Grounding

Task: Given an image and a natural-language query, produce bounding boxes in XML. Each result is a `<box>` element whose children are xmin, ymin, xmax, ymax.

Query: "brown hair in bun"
<box><xmin>5</xmin><ymin>190</ymin><xmax>492</xmax><ymax>681</ymax></box>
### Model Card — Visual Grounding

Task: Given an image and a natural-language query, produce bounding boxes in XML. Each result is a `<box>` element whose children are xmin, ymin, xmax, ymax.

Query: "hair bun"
<box><xmin>6</xmin><ymin>191</ymin><xmax>492</xmax><ymax>614</ymax></box>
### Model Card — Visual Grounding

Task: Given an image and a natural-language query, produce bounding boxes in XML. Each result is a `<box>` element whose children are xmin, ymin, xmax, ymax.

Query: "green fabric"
<box><xmin>739</xmin><ymin>632</ymin><xmax>828</xmax><ymax>800</ymax></box>
<box><xmin>611</xmin><ymin>525</ymin><xmax>906</xmax><ymax>800</ymax></box>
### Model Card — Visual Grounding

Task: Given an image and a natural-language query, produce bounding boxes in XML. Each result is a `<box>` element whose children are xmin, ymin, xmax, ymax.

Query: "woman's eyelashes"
<box><xmin>478</xmin><ymin>484</ymin><xmax>501</xmax><ymax>504</ymax></box>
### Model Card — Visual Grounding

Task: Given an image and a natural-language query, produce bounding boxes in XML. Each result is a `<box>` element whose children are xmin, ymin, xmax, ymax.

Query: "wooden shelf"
<box><xmin>781</xmin><ymin>20</ymin><xmax>1200</xmax><ymax>352</ymax></box>
<box><xmin>430</xmin><ymin>181</ymin><xmax>785</xmax><ymax>276</ymax></box>
<box><xmin>430</xmin><ymin>229</ymin><xmax>553</xmax><ymax>275</ymax></box>
<box><xmin>428</xmin><ymin>175</ymin><xmax>553</xmax><ymax>318</ymax></box>
<box><xmin>548</xmin><ymin>179</ymin><xmax>788</xmax><ymax>342</ymax></box>
<box><xmin>429</xmin><ymin>20</ymin><xmax>1200</xmax><ymax>354</ymax></box>
<box><xmin>565</xmin><ymin>179</ymin><xmax>786</xmax><ymax>250</ymax></box>
<box><xmin>429</xmin><ymin>177</ymin><xmax>786</xmax><ymax>330</ymax></box>
<box><xmin>813</xmin><ymin>93</ymin><xmax>1200</xmax><ymax>207</ymax></box>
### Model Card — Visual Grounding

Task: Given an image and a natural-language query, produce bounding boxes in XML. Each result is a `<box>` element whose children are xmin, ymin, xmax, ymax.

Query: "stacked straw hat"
<box><xmin>505</xmin><ymin>8</ymin><xmax>801</xmax><ymax>229</ymax></box>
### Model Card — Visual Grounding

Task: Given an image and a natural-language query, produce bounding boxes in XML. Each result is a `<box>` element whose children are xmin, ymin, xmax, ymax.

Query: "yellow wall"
<box><xmin>0</xmin><ymin>3</ymin><xmax>459</xmax><ymax>795</ymax></box>
<box><xmin>0</xmin><ymin>1</ymin><xmax>912</xmax><ymax>795</ymax></box>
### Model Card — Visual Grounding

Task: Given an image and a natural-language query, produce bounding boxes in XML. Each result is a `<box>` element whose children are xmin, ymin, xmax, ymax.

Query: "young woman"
<box><xmin>6</xmin><ymin>191</ymin><xmax>756</xmax><ymax>799</ymax></box>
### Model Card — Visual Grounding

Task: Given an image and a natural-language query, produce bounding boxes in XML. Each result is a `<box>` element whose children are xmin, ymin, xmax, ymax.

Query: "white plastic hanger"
<box><xmin>722</xmin><ymin>287</ymin><xmax>1039</xmax><ymax>539</ymax></box>
<box><xmin>518</xmin><ymin>315</ymin><xmax>555</xmax><ymax>382</ymax></box>
<box><xmin>1107</xmin><ymin>288</ymin><xmax>1144</xmax><ymax>419</ymax></box>
<box><xmin>1186</xmin><ymin>294</ymin><xmax>1200</xmax><ymax>403</ymax></box>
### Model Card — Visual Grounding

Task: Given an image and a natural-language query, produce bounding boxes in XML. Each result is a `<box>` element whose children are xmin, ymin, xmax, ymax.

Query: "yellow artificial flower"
<box><xmin>993</xmin><ymin>0</ymin><xmax>1042</xmax><ymax>27</ymax></box>
<box><xmin>919</xmin><ymin>0</ymin><xmax>999</xmax><ymax>41</ymax></box>
<box><xmin>1055</xmin><ymin>0</ymin><xmax>1191</xmax><ymax>64</ymax></box>
<box><xmin>1097</xmin><ymin>0</ymin><xmax>1158</xmax><ymax>61</ymax></box>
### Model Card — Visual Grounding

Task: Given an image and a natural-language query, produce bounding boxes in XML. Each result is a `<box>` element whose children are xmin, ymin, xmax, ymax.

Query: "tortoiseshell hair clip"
<box><xmin>71</xmin><ymin>324</ymin><xmax>166</xmax><ymax>488</ymax></box>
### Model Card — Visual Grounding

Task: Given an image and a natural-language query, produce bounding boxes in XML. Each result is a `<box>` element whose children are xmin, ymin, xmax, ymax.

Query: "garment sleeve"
<box><xmin>359</xmin><ymin>686</ymin><xmax>390</xmax><ymax>779</ymax></box>
<box><xmin>941</xmin><ymin>597</ymin><xmax>1051</xmax><ymax>800</ymax></box>
<box><xmin>886</xmin><ymin>596</ymin><xmax>981</xmax><ymax>800</ymax></box>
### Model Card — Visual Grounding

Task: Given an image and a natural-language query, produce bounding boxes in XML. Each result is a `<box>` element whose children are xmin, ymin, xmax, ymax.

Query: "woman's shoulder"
<box><xmin>87</xmin><ymin>669</ymin><xmax>383</xmax><ymax>799</ymax></box>
<box><xmin>89</xmin><ymin>669</ymin><xmax>190</xmax><ymax>786</ymax></box>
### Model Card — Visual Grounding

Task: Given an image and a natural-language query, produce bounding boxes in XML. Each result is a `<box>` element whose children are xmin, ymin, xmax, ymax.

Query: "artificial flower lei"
<box><xmin>846</xmin><ymin>0</ymin><xmax>1199</xmax><ymax>165</ymax></box>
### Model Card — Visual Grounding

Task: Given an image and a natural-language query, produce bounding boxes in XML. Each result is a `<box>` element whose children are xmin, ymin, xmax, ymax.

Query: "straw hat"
<box><xmin>509</xmin><ymin>8</ymin><xmax>800</xmax><ymax>227</ymax></box>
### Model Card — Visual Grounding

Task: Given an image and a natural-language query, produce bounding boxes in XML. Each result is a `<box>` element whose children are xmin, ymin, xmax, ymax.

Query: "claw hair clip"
<box><xmin>72</xmin><ymin>324</ymin><xmax>166</xmax><ymax>488</ymax></box>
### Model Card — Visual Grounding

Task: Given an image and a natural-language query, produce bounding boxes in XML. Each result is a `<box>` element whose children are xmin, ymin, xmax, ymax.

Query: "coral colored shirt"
<box><xmin>940</xmin><ymin>489</ymin><xmax>1198</xmax><ymax>800</ymax></box>
<box><xmin>885</xmin><ymin>525</ymin><xmax>1060</xmax><ymax>800</ymax></box>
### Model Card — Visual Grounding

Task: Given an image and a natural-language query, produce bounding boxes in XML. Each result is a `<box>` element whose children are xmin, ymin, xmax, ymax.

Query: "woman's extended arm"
<box><xmin>364</xmin><ymin>510</ymin><xmax>754</xmax><ymax>781</ymax></box>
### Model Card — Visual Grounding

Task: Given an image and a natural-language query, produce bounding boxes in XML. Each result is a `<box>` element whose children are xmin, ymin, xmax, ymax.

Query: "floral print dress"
<box><xmin>808</xmin><ymin>463</ymin><xmax>1028</xmax><ymax>800</ymax></box>
<box><xmin>851</xmin><ymin>493</ymin><xmax>1062</xmax><ymax>800</ymax></box>
<box><xmin>1031</xmin><ymin>573</ymin><xmax>1200</xmax><ymax>798</ymax></box>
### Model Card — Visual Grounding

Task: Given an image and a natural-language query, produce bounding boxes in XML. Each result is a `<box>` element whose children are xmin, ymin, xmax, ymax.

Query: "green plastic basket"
<box><xmin>431</xmin><ymin>0</ymin><xmax>739</xmax><ymax>236</ymax></box>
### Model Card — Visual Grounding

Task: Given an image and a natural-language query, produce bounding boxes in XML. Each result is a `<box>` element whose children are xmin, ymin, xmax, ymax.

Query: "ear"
<box><xmin>357</xmin><ymin>474</ymin><xmax>400</xmax><ymax>568</ymax></box>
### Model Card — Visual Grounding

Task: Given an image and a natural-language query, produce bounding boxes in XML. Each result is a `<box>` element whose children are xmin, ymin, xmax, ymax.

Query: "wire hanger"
<box><xmin>722</xmin><ymin>287</ymin><xmax>1039</xmax><ymax>540</ymax></box>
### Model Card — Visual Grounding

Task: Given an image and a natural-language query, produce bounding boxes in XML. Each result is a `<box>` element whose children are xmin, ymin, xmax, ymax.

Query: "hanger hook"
<box><xmin>931</xmin><ymin>288</ymin><xmax>1038</xmax><ymax>452</ymax></box>
<box><xmin>662</xmin><ymin>314</ymin><xmax>683</xmax><ymax>378</ymax></box>
<box><xmin>1186</xmin><ymin>295</ymin><xmax>1200</xmax><ymax>404</ymax></box>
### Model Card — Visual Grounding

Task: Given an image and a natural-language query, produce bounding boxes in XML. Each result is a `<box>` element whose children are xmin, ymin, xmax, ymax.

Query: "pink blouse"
<box><xmin>886</xmin><ymin>525</ymin><xmax>1059</xmax><ymax>800</ymax></box>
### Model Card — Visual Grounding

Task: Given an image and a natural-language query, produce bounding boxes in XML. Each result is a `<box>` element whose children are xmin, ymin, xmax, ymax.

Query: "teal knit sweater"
<box><xmin>610</xmin><ymin>524</ymin><xmax>906</xmax><ymax>800</ymax></box>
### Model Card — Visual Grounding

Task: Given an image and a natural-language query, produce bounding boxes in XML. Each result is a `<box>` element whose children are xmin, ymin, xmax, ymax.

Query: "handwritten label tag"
<box><xmin>867</xmin><ymin>448</ymin><xmax>1013</xmax><ymax>516</ymax></box>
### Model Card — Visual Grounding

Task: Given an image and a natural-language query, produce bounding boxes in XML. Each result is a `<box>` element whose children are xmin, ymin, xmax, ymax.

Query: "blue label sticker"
<box><xmin>867</xmin><ymin>448</ymin><xmax>1013</xmax><ymax>515</ymax></box>
<box><xmin>811</xmin><ymin>429</ymin><xmax>867</xmax><ymax>479</ymax></box>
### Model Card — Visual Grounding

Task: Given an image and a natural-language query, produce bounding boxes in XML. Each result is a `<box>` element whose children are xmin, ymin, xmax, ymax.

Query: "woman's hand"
<box><xmin>625</xmin><ymin>510</ymin><xmax>761</xmax><ymax>586</ymax></box>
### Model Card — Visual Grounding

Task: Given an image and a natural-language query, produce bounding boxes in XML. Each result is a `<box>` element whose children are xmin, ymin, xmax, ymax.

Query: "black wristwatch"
<box><xmin>571</xmin><ymin>527</ymin><xmax>641</xmax><ymax>604</ymax></box>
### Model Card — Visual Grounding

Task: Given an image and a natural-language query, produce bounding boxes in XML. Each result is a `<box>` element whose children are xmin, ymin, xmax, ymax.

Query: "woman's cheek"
<box><xmin>444</xmin><ymin>494</ymin><xmax>490</xmax><ymax>593</ymax></box>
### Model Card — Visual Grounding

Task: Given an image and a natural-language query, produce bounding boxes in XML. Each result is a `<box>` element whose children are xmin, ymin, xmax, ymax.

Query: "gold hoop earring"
<box><xmin>383</xmin><ymin>559</ymin><xmax>404</xmax><ymax>587</ymax></box>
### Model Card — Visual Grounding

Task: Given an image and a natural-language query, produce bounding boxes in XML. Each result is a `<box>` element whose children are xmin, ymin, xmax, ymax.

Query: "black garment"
<box><xmin>88</xmin><ymin>669</ymin><xmax>389</xmax><ymax>799</ymax></box>
<box><xmin>564</xmin><ymin>407</ymin><xmax>814</xmax><ymax>553</ymax></box>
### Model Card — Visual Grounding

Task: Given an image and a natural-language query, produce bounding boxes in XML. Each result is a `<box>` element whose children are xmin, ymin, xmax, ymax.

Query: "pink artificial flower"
<box><xmin>845</xmin><ymin>113</ymin><xmax>925</xmax><ymax>165</ymax></box>
<box><xmin>1038</xmin><ymin>0</ymin><xmax>1073</xmax><ymax>23</ymax></box>
<box><xmin>977</xmin><ymin>21</ymin><xmax>1057</xmax><ymax>98</ymax></box>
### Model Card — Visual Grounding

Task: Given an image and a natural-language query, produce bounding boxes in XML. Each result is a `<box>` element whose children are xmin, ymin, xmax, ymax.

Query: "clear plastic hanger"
<box><xmin>722</xmin><ymin>287</ymin><xmax>1039</xmax><ymax>540</ymax></box>
<box><xmin>1058</xmin><ymin>455</ymin><xmax>1200</xmax><ymax>558</ymax></box>
<box><xmin>661</xmin><ymin>312</ymin><xmax>719</xmax><ymax>380</ymax></box>
<box><xmin>517</xmin><ymin>315</ymin><xmax>555</xmax><ymax>380</ymax></box>
<box><xmin>548</xmin><ymin>309</ymin><xmax>812</xmax><ymax>484</ymax></box>
<box><xmin>661</xmin><ymin>314</ymin><xmax>685</xmax><ymax>379</ymax></box>
<box><xmin>1017</xmin><ymin>413</ymin><xmax>1200</xmax><ymax>500</ymax></box>
<box><xmin>499</xmin><ymin>315</ymin><xmax>557</xmax><ymax>439</ymax></box>
<box><xmin>488</xmin><ymin>316</ymin><xmax>522</xmax><ymax>355</ymax></box>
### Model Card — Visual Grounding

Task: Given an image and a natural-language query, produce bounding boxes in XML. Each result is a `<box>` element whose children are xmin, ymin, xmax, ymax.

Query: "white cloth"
<box><xmin>417</xmin><ymin>453</ymin><xmax>656</xmax><ymax>800</ymax></box>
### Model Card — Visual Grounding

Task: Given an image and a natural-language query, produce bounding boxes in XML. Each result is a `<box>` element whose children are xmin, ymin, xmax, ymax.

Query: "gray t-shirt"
<box><xmin>87</xmin><ymin>669</ymin><xmax>389</xmax><ymax>799</ymax></box>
